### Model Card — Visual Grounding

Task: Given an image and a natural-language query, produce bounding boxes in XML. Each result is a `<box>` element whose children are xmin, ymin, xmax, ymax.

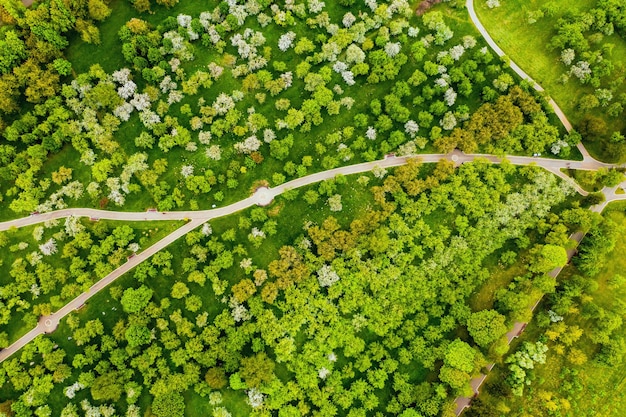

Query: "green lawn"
<box><xmin>474</xmin><ymin>203</ymin><xmax>626</xmax><ymax>416</ymax></box>
<box><xmin>475</xmin><ymin>0</ymin><xmax>626</xmax><ymax>162</ymax></box>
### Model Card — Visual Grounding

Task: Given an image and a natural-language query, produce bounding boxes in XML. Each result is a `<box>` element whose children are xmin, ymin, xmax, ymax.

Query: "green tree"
<box><xmin>171</xmin><ymin>282</ymin><xmax>189</xmax><ymax>299</ymax></box>
<box><xmin>152</xmin><ymin>392</ymin><xmax>185</xmax><ymax>417</ymax></box>
<box><xmin>125</xmin><ymin>324</ymin><xmax>151</xmax><ymax>347</ymax></box>
<box><xmin>91</xmin><ymin>371</ymin><xmax>123</xmax><ymax>401</ymax></box>
<box><xmin>239</xmin><ymin>353</ymin><xmax>275</xmax><ymax>388</ymax></box>
<box><xmin>467</xmin><ymin>310</ymin><xmax>508</xmax><ymax>348</ymax></box>
<box><xmin>529</xmin><ymin>244</ymin><xmax>568</xmax><ymax>274</ymax></box>
<box><xmin>121</xmin><ymin>285</ymin><xmax>153</xmax><ymax>313</ymax></box>
<box><xmin>205</xmin><ymin>367</ymin><xmax>228</xmax><ymax>389</ymax></box>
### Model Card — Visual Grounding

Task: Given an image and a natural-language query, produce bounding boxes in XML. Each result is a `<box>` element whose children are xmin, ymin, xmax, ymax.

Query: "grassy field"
<box><xmin>0</xmin><ymin>219</ymin><xmax>182</xmax><ymax>344</ymax></box>
<box><xmin>475</xmin><ymin>0</ymin><xmax>626</xmax><ymax>161</ymax></box>
<box><xmin>475</xmin><ymin>203</ymin><xmax>626</xmax><ymax>416</ymax></box>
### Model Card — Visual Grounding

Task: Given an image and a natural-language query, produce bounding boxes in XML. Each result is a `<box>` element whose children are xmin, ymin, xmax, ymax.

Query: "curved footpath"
<box><xmin>1</xmin><ymin>150</ymin><xmax>625</xmax><ymax>364</ymax></box>
<box><xmin>0</xmin><ymin>150</ymin><xmax>620</xmax><ymax>232</ymax></box>
<box><xmin>465</xmin><ymin>0</ymin><xmax>600</xmax><ymax>162</ymax></box>
<box><xmin>0</xmin><ymin>0</ymin><xmax>622</xmax><ymax>408</ymax></box>
<box><xmin>456</xmin><ymin>1</ymin><xmax>626</xmax><ymax>414</ymax></box>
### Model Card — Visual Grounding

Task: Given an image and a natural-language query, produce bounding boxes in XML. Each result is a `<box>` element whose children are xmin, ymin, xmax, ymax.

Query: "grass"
<box><xmin>475</xmin><ymin>0</ymin><xmax>626</xmax><ymax>162</ymax></box>
<box><xmin>476</xmin><ymin>204</ymin><xmax>626</xmax><ymax>416</ymax></box>
<box><xmin>0</xmin><ymin>218</ymin><xmax>182</xmax><ymax>344</ymax></box>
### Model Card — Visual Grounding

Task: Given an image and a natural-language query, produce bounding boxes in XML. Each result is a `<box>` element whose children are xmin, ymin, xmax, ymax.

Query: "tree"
<box><xmin>171</xmin><ymin>282</ymin><xmax>189</xmax><ymax>299</ymax></box>
<box><xmin>578</xmin><ymin>115</ymin><xmax>607</xmax><ymax>141</ymax></box>
<box><xmin>232</xmin><ymin>279</ymin><xmax>256</xmax><ymax>303</ymax></box>
<box><xmin>88</xmin><ymin>0</ymin><xmax>111</xmax><ymax>21</ymax></box>
<box><xmin>52</xmin><ymin>58</ymin><xmax>72</xmax><ymax>76</ymax></box>
<box><xmin>529</xmin><ymin>244</ymin><xmax>568</xmax><ymax>274</ymax></box>
<box><xmin>152</xmin><ymin>392</ymin><xmax>185</xmax><ymax>417</ymax></box>
<box><xmin>0</xmin><ymin>30</ymin><xmax>26</xmax><ymax>75</ymax></box>
<box><xmin>91</xmin><ymin>371</ymin><xmax>123</xmax><ymax>401</ymax></box>
<box><xmin>205</xmin><ymin>367</ymin><xmax>228</xmax><ymax>389</ymax></box>
<box><xmin>239</xmin><ymin>353</ymin><xmax>275</xmax><ymax>388</ymax></box>
<box><xmin>467</xmin><ymin>310</ymin><xmax>508</xmax><ymax>348</ymax></box>
<box><xmin>125</xmin><ymin>324</ymin><xmax>151</xmax><ymax>347</ymax></box>
<box><xmin>121</xmin><ymin>285</ymin><xmax>153</xmax><ymax>313</ymax></box>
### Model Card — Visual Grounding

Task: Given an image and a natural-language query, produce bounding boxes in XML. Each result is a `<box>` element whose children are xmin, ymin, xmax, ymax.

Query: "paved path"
<box><xmin>454</xmin><ymin>228</ymin><xmax>589</xmax><ymax>416</ymax></box>
<box><xmin>0</xmin><ymin>150</ymin><xmax>621</xmax><ymax>232</ymax></box>
<box><xmin>453</xmin><ymin>2</ymin><xmax>626</xmax><ymax>413</ymax></box>
<box><xmin>464</xmin><ymin>0</ymin><xmax>607</xmax><ymax>164</ymax></box>
<box><xmin>1</xmin><ymin>151</ymin><xmax>625</xmax><ymax>365</ymax></box>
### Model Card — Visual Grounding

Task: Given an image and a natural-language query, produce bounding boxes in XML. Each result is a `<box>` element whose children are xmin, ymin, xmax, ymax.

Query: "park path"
<box><xmin>0</xmin><ymin>151</ymin><xmax>625</xmax><ymax>365</ymax></box>
<box><xmin>455</xmin><ymin>1</ymin><xmax>626</xmax><ymax>414</ymax></box>
<box><xmin>0</xmin><ymin>150</ymin><xmax>621</xmax><ymax>232</ymax></box>
<box><xmin>464</xmin><ymin>0</ymin><xmax>601</xmax><ymax>163</ymax></box>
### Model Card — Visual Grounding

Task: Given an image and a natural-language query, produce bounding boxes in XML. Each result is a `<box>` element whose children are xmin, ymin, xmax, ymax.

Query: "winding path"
<box><xmin>0</xmin><ymin>0</ymin><xmax>622</xmax><ymax>410</ymax></box>
<box><xmin>0</xmin><ymin>150</ymin><xmax>619</xmax><ymax>232</ymax></box>
<box><xmin>455</xmin><ymin>1</ymin><xmax>626</xmax><ymax>414</ymax></box>
<box><xmin>0</xmin><ymin>150</ymin><xmax>624</xmax><ymax>364</ymax></box>
<box><xmin>464</xmin><ymin>0</ymin><xmax>599</xmax><ymax>162</ymax></box>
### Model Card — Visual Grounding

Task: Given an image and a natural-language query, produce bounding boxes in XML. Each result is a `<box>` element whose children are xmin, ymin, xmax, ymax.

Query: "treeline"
<box><xmin>0</xmin><ymin>160</ymin><xmax>582</xmax><ymax>417</ymax></box>
<box><xmin>0</xmin><ymin>0</ymin><xmax>113</xmax><ymax>116</ymax></box>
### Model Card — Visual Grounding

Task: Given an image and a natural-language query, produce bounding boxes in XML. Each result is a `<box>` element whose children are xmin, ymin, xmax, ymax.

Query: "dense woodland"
<box><xmin>0</xmin><ymin>160</ymin><xmax>588</xmax><ymax>417</ymax></box>
<box><xmin>0</xmin><ymin>0</ymin><xmax>576</xmax><ymax>219</ymax></box>
<box><xmin>0</xmin><ymin>0</ymin><xmax>623</xmax><ymax>416</ymax></box>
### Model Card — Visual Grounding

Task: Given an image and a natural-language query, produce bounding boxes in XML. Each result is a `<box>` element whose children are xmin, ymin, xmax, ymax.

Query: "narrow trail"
<box><xmin>456</xmin><ymin>0</ymin><xmax>626</xmax><ymax>414</ymax></box>
<box><xmin>1</xmin><ymin>151</ymin><xmax>624</xmax><ymax>364</ymax></box>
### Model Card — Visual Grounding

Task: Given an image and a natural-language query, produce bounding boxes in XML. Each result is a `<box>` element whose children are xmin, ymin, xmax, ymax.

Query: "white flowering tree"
<box><xmin>441</xmin><ymin>111</ymin><xmax>457</xmax><ymax>130</ymax></box>
<box><xmin>342</xmin><ymin>12</ymin><xmax>356</xmax><ymax>28</ymax></box>
<box><xmin>384</xmin><ymin>42</ymin><xmax>401</xmax><ymax>58</ymax></box>
<box><xmin>181</xmin><ymin>165</ymin><xmax>194</xmax><ymax>178</ymax></box>
<box><xmin>201</xmin><ymin>223</ymin><xmax>213</xmax><ymax>236</ymax></box>
<box><xmin>39</xmin><ymin>238</ymin><xmax>57</xmax><ymax>256</ymax></box>
<box><xmin>213</xmin><ymin>93</ymin><xmax>235</xmax><ymax>115</ymax></box>
<box><xmin>206</xmin><ymin>145</ymin><xmax>222</xmax><ymax>160</ymax></box>
<box><xmin>404</xmin><ymin>120</ymin><xmax>419</xmax><ymax>138</ymax></box>
<box><xmin>247</xmin><ymin>388</ymin><xmax>264</xmax><ymax>408</ymax></box>
<box><xmin>345</xmin><ymin>44</ymin><xmax>366</xmax><ymax>64</ymax></box>
<box><xmin>444</xmin><ymin>88</ymin><xmax>457</xmax><ymax>106</ymax></box>
<box><xmin>65</xmin><ymin>216</ymin><xmax>85</xmax><ymax>237</ymax></box>
<box><xmin>234</xmin><ymin>135</ymin><xmax>262</xmax><ymax>154</ymax></box>
<box><xmin>317</xmin><ymin>264</ymin><xmax>340</xmax><ymax>287</ymax></box>
<box><xmin>328</xmin><ymin>194</ymin><xmax>342</xmax><ymax>211</ymax></box>
<box><xmin>278</xmin><ymin>31</ymin><xmax>296</xmax><ymax>51</ymax></box>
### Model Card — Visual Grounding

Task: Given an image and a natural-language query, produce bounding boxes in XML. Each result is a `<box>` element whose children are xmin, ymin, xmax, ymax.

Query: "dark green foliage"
<box><xmin>574</xmin><ymin>217</ymin><xmax>618</xmax><ymax>276</ymax></box>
